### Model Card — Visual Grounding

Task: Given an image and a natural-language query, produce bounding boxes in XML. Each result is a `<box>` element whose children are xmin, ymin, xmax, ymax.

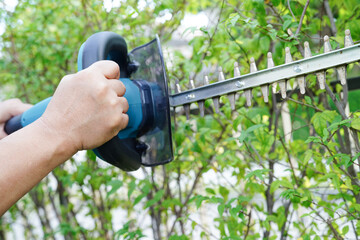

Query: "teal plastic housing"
<box><xmin>19</xmin><ymin>78</ymin><xmax>143</xmax><ymax>140</ymax></box>
<box><xmin>116</xmin><ymin>78</ymin><xmax>143</xmax><ymax>139</ymax></box>
<box><xmin>21</xmin><ymin>97</ymin><xmax>51</xmax><ymax>127</ymax></box>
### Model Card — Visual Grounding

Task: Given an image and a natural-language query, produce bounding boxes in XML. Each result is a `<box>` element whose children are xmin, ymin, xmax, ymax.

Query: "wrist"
<box><xmin>32</xmin><ymin>117</ymin><xmax>78</xmax><ymax>163</ymax></box>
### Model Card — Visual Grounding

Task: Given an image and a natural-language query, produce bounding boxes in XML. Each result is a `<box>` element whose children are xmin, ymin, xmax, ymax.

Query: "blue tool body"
<box><xmin>5</xmin><ymin>79</ymin><xmax>144</xmax><ymax>141</ymax></box>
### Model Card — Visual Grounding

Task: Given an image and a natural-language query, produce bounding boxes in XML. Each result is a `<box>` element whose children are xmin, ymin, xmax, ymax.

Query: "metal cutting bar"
<box><xmin>169</xmin><ymin>44</ymin><xmax>360</xmax><ymax>107</ymax></box>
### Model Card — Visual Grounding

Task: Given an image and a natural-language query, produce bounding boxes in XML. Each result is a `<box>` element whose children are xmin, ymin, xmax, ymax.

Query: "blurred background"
<box><xmin>1</xmin><ymin>0</ymin><xmax>360</xmax><ymax>239</ymax></box>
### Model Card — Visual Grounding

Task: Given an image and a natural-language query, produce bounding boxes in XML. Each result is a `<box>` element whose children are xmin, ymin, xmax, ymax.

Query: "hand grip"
<box><xmin>4</xmin><ymin>97</ymin><xmax>51</xmax><ymax>135</ymax></box>
<box><xmin>4</xmin><ymin>114</ymin><xmax>23</xmax><ymax>135</ymax></box>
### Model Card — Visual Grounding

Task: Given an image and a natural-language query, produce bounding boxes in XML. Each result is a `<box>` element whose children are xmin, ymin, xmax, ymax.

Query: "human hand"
<box><xmin>0</xmin><ymin>99</ymin><xmax>32</xmax><ymax>140</ymax></box>
<box><xmin>39</xmin><ymin>60</ymin><xmax>129</xmax><ymax>154</ymax></box>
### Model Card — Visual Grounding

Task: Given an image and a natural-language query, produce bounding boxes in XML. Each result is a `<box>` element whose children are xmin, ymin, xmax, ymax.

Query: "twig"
<box><xmin>287</xmin><ymin>0</ymin><xmax>297</xmax><ymax>21</ymax></box>
<box><xmin>244</xmin><ymin>209</ymin><xmax>252</xmax><ymax>240</ymax></box>
<box><xmin>323</xmin><ymin>0</ymin><xmax>337</xmax><ymax>36</ymax></box>
<box><xmin>287</xmin><ymin>97</ymin><xmax>323</xmax><ymax>112</ymax></box>
<box><xmin>296</xmin><ymin>0</ymin><xmax>310</xmax><ymax>36</ymax></box>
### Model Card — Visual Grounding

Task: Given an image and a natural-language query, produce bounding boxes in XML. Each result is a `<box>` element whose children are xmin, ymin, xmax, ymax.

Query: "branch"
<box><xmin>323</xmin><ymin>0</ymin><xmax>337</xmax><ymax>36</ymax></box>
<box><xmin>287</xmin><ymin>0</ymin><xmax>297</xmax><ymax>21</ymax></box>
<box><xmin>296</xmin><ymin>0</ymin><xmax>310</xmax><ymax>36</ymax></box>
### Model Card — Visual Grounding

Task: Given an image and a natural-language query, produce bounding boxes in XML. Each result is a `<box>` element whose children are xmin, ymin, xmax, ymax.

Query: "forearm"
<box><xmin>0</xmin><ymin>119</ymin><xmax>76</xmax><ymax>216</ymax></box>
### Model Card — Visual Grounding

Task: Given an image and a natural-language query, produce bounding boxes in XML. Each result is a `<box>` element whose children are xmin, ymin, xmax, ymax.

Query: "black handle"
<box><xmin>81</xmin><ymin>32</ymin><xmax>142</xmax><ymax>171</ymax></box>
<box><xmin>4</xmin><ymin>114</ymin><xmax>23</xmax><ymax>135</ymax></box>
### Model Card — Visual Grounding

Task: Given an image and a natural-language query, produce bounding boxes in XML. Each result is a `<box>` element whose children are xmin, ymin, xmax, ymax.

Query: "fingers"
<box><xmin>108</xmin><ymin>80</ymin><xmax>126</xmax><ymax>97</ymax></box>
<box><xmin>0</xmin><ymin>99</ymin><xmax>32</xmax><ymax>122</ymax></box>
<box><xmin>90</xmin><ymin>60</ymin><xmax>120</xmax><ymax>80</ymax></box>
<box><xmin>118</xmin><ymin>97</ymin><xmax>129</xmax><ymax>113</ymax></box>
<box><xmin>8</xmin><ymin>101</ymin><xmax>32</xmax><ymax>117</ymax></box>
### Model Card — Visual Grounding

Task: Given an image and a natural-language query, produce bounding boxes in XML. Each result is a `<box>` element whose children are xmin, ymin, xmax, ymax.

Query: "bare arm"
<box><xmin>0</xmin><ymin>61</ymin><xmax>129</xmax><ymax>216</ymax></box>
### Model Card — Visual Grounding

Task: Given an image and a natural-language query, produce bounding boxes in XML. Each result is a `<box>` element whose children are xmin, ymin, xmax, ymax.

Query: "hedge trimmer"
<box><xmin>4</xmin><ymin>29</ymin><xmax>359</xmax><ymax>171</ymax></box>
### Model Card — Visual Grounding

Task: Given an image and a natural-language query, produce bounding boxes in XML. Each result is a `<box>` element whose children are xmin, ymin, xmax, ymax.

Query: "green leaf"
<box><xmin>342</xmin><ymin>225</ymin><xmax>349</xmax><ymax>235</ymax></box>
<box><xmin>260</xmin><ymin>36</ymin><xmax>270</xmax><ymax>53</ymax></box>
<box><xmin>229</xmin><ymin>14</ymin><xmax>240</xmax><ymax>26</ymax></box>
<box><xmin>311</xmin><ymin>111</ymin><xmax>338</xmax><ymax>136</ymax></box>
<box><xmin>303</xmin><ymin>150</ymin><xmax>312</xmax><ymax>165</ymax></box>
<box><xmin>218</xmin><ymin>204</ymin><xmax>225</xmax><ymax>216</ymax></box>
<box><xmin>304</xmin><ymin>96</ymin><xmax>312</xmax><ymax>105</ymax></box>
<box><xmin>305</xmin><ymin>136</ymin><xmax>321</xmax><ymax>144</ymax></box>
<box><xmin>145</xmin><ymin>190</ymin><xmax>165</xmax><ymax>208</ymax></box>
<box><xmin>238</xmin><ymin>124</ymin><xmax>265</xmax><ymax>143</ymax></box>
<box><xmin>351</xmin><ymin>118</ymin><xmax>360</xmax><ymax>130</ymax></box>
<box><xmin>128</xmin><ymin>180</ymin><xmax>136</xmax><ymax>199</ymax></box>
<box><xmin>183</xmin><ymin>26</ymin><xmax>197</xmax><ymax>36</ymax></box>
<box><xmin>282</xmin><ymin>19</ymin><xmax>292</xmax><ymax>31</ymax></box>
<box><xmin>205</xmin><ymin>188</ymin><xmax>216</xmax><ymax>195</ymax></box>
<box><xmin>134</xmin><ymin>194</ymin><xmax>146</xmax><ymax>206</ymax></box>
<box><xmin>219</xmin><ymin>186</ymin><xmax>229</xmax><ymax>198</ymax></box>
<box><xmin>322</xmin><ymin>128</ymin><xmax>329</xmax><ymax>142</ymax></box>
<box><xmin>106</xmin><ymin>179</ymin><xmax>123</xmax><ymax>198</ymax></box>
<box><xmin>195</xmin><ymin>196</ymin><xmax>208</xmax><ymax>209</ymax></box>
<box><xmin>245</xmin><ymin>169</ymin><xmax>270</xmax><ymax>182</ymax></box>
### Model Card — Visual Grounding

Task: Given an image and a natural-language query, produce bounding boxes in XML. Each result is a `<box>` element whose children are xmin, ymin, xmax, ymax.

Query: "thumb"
<box><xmin>90</xmin><ymin>60</ymin><xmax>120</xmax><ymax>80</ymax></box>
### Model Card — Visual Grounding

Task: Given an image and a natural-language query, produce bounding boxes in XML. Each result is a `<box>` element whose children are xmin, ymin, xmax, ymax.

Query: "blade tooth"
<box><xmin>261</xmin><ymin>86</ymin><xmax>269</xmax><ymax>103</ymax></box>
<box><xmin>244</xmin><ymin>58</ymin><xmax>257</xmax><ymax>107</ymax></box>
<box><xmin>176</xmin><ymin>82</ymin><xmax>190</xmax><ymax>119</ymax></box>
<box><xmin>316</xmin><ymin>36</ymin><xmax>331</xmax><ymax>90</ymax></box>
<box><xmin>228</xmin><ymin>94</ymin><xmax>236</xmax><ymax>110</ymax></box>
<box><xmin>250</xmin><ymin>56</ymin><xmax>268</xmax><ymax>103</ymax></box>
<box><xmin>218</xmin><ymin>66</ymin><xmax>225</xmax><ymax>81</ymax></box>
<box><xmin>281</xmin><ymin>47</ymin><xmax>306</xmax><ymax>94</ymax></box>
<box><xmin>184</xmin><ymin>105</ymin><xmax>190</xmax><ymax>119</ymax></box>
<box><xmin>285</xmin><ymin>47</ymin><xmax>293</xmax><ymax>63</ymax></box>
<box><xmin>267</xmin><ymin>52</ymin><xmax>277</xmax><ymax>94</ymax></box>
<box><xmin>184</xmin><ymin>80</ymin><xmax>191</xmax><ymax>119</ymax></box>
<box><xmin>198</xmin><ymin>100</ymin><xmax>205</xmax><ymax>117</ymax></box>
<box><xmin>212</xmin><ymin>68</ymin><xmax>222</xmax><ymax>114</ymax></box>
<box><xmin>316</xmin><ymin>71</ymin><xmax>326</xmax><ymax>89</ymax></box>
<box><xmin>216</xmin><ymin>65</ymin><xmax>232</xmax><ymax>110</ymax></box>
<box><xmin>198</xmin><ymin>76</ymin><xmax>208</xmax><ymax>117</ymax></box>
<box><xmin>301</xmin><ymin>41</ymin><xmax>313</xmax><ymax>94</ymax></box>
<box><xmin>250</xmin><ymin>57</ymin><xmax>258</xmax><ymax>72</ymax></box>
<box><xmin>337</xmin><ymin>30</ymin><xmax>353</xmax><ymax>84</ymax></box>
<box><xmin>337</xmin><ymin>65</ymin><xmax>347</xmax><ymax>85</ymax></box>
<box><xmin>189</xmin><ymin>79</ymin><xmax>195</xmax><ymax>89</ymax></box>
<box><xmin>204</xmin><ymin>75</ymin><xmax>210</xmax><ymax>85</ymax></box>
<box><xmin>213</xmin><ymin>98</ymin><xmax>220</xmax><ymax>113</ymax></box>
<box><xmin>234</xmin><ymin>62</ymin><xmax>241</xmax><ymax>77</ymax></box>
<box><xmin>323</xmin><ymin>34</ymin><xmax>346</xmax><ymax>85</ymax></box>
<box><xmin>190</xmin><ymin>78</ymin><xmax>203</xmax><ymax>117</ymax></box>
<box><xmin>278</xmin><ymin>47</ymin><xmax>293</xmax><ymax>99</ymax></box>
<box><xmin>279</xmin><ymin>80</ymin><xmax>287</xmax><ymax>99</ymax></box>
<box><xmin>297</xmin><ymin>75</ymin><xmax>306</xmax><ymax>94</ymax></box>
<box><xmin>324</xmin><ymin>35</ymin><xmax>332</xmax><ymax>53</ymax></box>
<box><xmin>345</xmin><ymin>29</ymin><xmax>354</xmax><ymax>47</ymax></box>
<box><xmin>175</xmin><ymin>81</ymin><xmax>181</xmax><ymax>93</ymax></box>
<box><xmin>228</xmin><ymin>62</ymin><xmax>241</xmax><ymax>110</ymax></box>
<box><xmin>245</xmin><ymin>89</ymin><xmax>252</xmax><ymax>107</ymax></box>
<box><xmin>304</xmin><ymin>41</ymin><xmax>312</xmax><ymax>58</ymax></box>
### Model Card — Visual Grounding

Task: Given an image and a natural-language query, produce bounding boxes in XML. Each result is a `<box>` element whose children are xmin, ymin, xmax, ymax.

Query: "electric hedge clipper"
<box><xmin>4</xmin><ymin>32</ymin><xmax>173</xmax><ymax>171</ymax></box>
<box><xmin>5</xmin><ymin>30</ymin><xmax>360</xmax><ymax>172</ymax></box>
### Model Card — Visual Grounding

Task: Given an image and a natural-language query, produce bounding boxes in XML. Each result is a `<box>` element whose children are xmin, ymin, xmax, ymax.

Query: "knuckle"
<box><xmin>75</xmin><ymin>70</ymin><xmax>91</xmax><ymax>80</ymax></box>
<box><xmin>108</xmin><ymin>60</ymin><xmax>120</xmax><ymax>71</ymax></box>
<box><xmin>119</xmin><ymin>97</ymin><xmax>129</xmax><ymax>113</ymax></box>
<box><xmin>121</xmin><ymin>114</ymin><xmax>129</xmax><ymax>128</ymax></box>
<box><xmin>109</xmin><ymin>98</ymin><xmax>119</xmax><ymax>107</ymax></box>
<box><xmin>96</xmin><ymin>82</ymin><xmax>109</xmax><ymax>96</ymax></box>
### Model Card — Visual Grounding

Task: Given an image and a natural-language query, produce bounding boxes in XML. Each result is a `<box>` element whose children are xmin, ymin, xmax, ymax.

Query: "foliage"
<box><xmin>1</xmin><ymin>0</ymin><xmax>360</xmax><ymax>239</ymax></box>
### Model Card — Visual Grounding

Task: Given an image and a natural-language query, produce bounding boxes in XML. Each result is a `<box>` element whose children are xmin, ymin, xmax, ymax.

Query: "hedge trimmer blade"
<box><xmin>170</xmin><ymin>29</ymin><xmax>359</xmax><ymax>116</ymax></box>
